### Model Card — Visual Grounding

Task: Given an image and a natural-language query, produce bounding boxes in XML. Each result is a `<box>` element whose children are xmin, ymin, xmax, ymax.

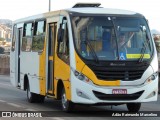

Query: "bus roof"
<box><xmin>66</xmin><ymin>7</ymin><xmax>137</xmax><ymax>15</ymax></box>
<box><xmin>14</xmin><ymin>7</ymin><xmax>142</xmax><ymax>24</ymax></box>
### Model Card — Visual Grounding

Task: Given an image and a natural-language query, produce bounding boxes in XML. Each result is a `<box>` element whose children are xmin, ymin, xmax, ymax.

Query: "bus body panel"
<box><xmin>150</xmin><ymin>47</ymin><xmax>159</xmax><ymax>73</ymax></box>
<box><xmin>70</xmin><ymin>49</ymin><xmax>158</xmax><ymax>104</ymax></box>
<box><xmin>39</xmin><ymin>40</ymin><xmax>46</xmax><ymax>96</ymax></box>
<box><xmin>70</xmin><ymin>66</ymin><xmax>158</xmax><ymax>104</ymax></box>
<box><xmin>10</xmin><ymin>51</ymin><xmax>16</xmax><ymax>86</ymax></box>
<box><xmin>81</xmin><ymin>64</ymin><xmax>154</xmax><ymax>86</ymax></box>
<box><xmin>20</xmin><ymin>52</ymin><xmax>40</xmax><ymax>93</ymax></box>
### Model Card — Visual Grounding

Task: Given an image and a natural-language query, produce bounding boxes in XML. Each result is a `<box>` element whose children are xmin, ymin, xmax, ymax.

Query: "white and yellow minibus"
<box><xmin>10</xmin><ymin>3</ymin><xmax>158</xmax><ymax>112</ymax></box>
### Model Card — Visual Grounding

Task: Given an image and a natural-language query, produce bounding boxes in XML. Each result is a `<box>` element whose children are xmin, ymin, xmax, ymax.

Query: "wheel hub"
<box><xmin>62</xmin><ymin>93</ymin><xmax>67</xmax><ymax>109</ymax></box>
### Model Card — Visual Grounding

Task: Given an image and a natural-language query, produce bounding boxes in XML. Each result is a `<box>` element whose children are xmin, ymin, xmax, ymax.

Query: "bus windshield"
<box><xmin>71</xmin><ymin>15</ymin><xmax>153</xmax><ymax>61</ymax></box>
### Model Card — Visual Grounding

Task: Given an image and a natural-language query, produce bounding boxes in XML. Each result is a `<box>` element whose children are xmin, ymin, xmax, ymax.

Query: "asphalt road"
<box><xmin>0</xmin><ymin>75</ymin><xmax>160</xmax><ymax>120</ymax></box>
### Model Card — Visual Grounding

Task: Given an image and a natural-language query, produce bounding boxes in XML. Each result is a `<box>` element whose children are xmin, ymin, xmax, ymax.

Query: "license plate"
<box><xmin>112</xmin><ymin>89</ymin><xmax>127</xmax><ymax>94</ymax></box>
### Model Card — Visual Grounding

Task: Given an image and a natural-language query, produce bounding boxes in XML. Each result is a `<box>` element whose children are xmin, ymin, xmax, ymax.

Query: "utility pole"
<box><xmin>49</xmin><ymin>0</ymin><xmax>51</xmax><ymax>12</ymax></box>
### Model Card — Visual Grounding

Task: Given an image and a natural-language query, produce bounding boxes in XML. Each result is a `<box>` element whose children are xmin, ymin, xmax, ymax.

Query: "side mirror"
<box><xmin>58</xmin><ymin>24</ymin><xmax>64</xmax><ymax>42</ymax></box>
<box><xmin>58</xmin><ymin>17</ymin><xmax>67</xmax><ymax>42</ymax></box>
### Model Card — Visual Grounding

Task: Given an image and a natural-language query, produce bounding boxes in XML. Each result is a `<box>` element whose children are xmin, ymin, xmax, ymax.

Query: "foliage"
<box><xmin>32</xmin><ymin>36</ymin><xmax>45</xmax><ymax>51</ymax></box>
<box><xmin>0</xmin><ymin>38</ymin><xmax>5</xmax><ymax>41</ymax></box>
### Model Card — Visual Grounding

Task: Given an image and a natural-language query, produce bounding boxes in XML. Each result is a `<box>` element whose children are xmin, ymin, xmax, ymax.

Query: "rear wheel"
<box><xmin>27</xmin><ymin>84</ymin><xmax>37</xmax><ymax>103</ymax></box>
<box><xmin>37</xmin><ymin>95</ymin><xmax>45</xmax><ymax>103</ymax></box>
<box><xmin>158</xmin><ymin>74</ymin><xmax>160</xmax><ymax>94</ymax></box>
<box><xmin>127</xmin><ymin>103</ymin><xmax>141</xmax><ymax>112</ymax></box>
<box><xmin>61</xmin><ymin>88</ymin><xmax>74</xmax><ymax>112</ymax></box>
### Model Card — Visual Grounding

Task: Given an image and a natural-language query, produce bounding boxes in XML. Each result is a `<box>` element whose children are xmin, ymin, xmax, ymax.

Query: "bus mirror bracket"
<box><xmin>58</xmin><ymin>17</ymin><xmax>67</xmax><ymax>42</ymax></box>
<box><xmin>58</xmin><ymin>24</ymin><xmax>64</xmax><ymax>42</ymax></box>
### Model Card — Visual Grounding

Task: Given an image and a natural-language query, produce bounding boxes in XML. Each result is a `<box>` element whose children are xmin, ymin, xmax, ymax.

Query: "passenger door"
<box><xmin>10</xmin><ymin>24</ymin><xmax>23</xmax><ymax>87</ymax></box>
<box><xmin>47</xmin><ymin>17</ymin><xmax>59</xmax><ymax>95</ymax></box>
<box><xmin>17</xmin><ymin>28</ymin><xmax>22</xmax><ymax>86</ymax></box>
<box><xmin>10</xmin><ymin>25</ymin><xmax>17</xmax><ymax>87</ymax></box>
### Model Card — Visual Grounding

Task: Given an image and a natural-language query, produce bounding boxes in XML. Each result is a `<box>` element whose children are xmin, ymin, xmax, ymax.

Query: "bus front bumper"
<box><xmin>71</xmin><ymin>75</ymin><xmax>158</xmax><ymax>104</ymax></box>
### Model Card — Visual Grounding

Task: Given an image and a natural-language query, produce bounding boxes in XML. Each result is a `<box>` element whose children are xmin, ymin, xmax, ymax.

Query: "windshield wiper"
<box><xmin>111</xmin><ymin>18</ymin><xmax>119</xmax><ymax>60</ymax></box>
<box><xmin>84</xmin><ymin>39</ymin><xmax>99</xmax><ymax>63</ymax></box>
<box><xmin>139</xmin><ymin>42</ymin><xmax>147</xmax><ymax>62</ymax></box>
<box><xmin>138</xmin><ymin>33</ymin><xmax>150</xmax><ymax>62</ymax></box>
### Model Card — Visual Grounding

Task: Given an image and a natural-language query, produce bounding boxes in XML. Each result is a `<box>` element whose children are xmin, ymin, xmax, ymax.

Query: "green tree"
<box><xmin>0</xmin><ymin>38</ymin><xmax>5</xmax><ymax>41</ymax></box>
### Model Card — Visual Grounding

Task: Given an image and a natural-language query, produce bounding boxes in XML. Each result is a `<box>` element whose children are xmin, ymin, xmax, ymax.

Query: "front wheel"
<box><xmin>61</xmin><ymin>88</ymin><xmax>74</xmax><ymax>112</ymax></box>
<box><xmin>127</xmin><ymin>103</ymin><xmax>141</xmax><ymax>112</ymax></box>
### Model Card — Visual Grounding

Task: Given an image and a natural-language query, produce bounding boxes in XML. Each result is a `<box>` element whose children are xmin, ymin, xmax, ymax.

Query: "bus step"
<box><xmin>46</xmin><ymin>94</ymin><xmax>55</xmax><ymax>98</ymax></box>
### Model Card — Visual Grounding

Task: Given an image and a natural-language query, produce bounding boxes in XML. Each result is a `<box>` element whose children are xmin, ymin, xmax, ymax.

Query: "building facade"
<box><xmin>0</xmin><ymin>24</ymin><xmax>11</xmax><ymax>42</ymax></box>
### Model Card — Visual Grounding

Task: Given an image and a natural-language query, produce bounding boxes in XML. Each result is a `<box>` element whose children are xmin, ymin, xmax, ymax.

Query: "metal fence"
<box><xmin>0</xmin><ymin>54</ymin><xmax>10</xmax><ymax>75</ymax></box>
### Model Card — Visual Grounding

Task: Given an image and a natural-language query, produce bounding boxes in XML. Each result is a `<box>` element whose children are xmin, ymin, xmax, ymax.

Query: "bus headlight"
<box><xmin>72</xmin><ymin>69</ymin><xmax>93</xmax><ymax>85</ymax></box>
<box><xmin>145</xmin><ymin>72</ymin><xmax>158</xmax><ymax>84</ymax></box>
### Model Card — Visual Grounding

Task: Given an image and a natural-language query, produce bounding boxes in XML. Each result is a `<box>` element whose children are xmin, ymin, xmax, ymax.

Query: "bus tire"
<box><xmin>37</xmin><ymin>95</ymin><xmax>45</xmax><ymax>103</ymax></box>
<box><xmin>27</xmin><ymin>84</ymin><xmax>36</xmax><ymax>103</ymax></box>
<box><xmin>61</xmin><ymin>88</ymin><xmax>74</xmax><ymax>112</ymax></box>
<box><xmin>127</xmin><ymin>103</ymin><xmax>141</xmax><ymax>112</ymax></box>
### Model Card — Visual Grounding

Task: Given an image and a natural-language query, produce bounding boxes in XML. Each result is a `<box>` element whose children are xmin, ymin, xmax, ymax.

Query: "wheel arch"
<box><xmin>56</xmin><ymin>79</ymin><xmax>64</xmax><ymax>100</ymax></box>
<box><xmin>24</xmin><ymin>74</ymin><xmax>29</xmax><ymax>91</ymax></box>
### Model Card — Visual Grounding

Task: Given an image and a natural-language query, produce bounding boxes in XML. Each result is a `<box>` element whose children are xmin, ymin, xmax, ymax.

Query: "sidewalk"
<box><xmin>0</xmin><ymin>74</ymin><xmax>10</xmax><ymax>77</ymax></box>
<box><xmin>0</xmin><ymin>75</ymin><xmax>10</xmax><ymax>80</ymax></box>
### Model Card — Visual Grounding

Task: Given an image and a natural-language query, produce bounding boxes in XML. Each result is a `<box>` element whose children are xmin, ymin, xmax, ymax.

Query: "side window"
<box><xmin>21</xmin><ymin>23</ymin><xmax>33</xmax><ymax>51</ymax></box>
<box><xmin>32</xmin><ymin>20</ymin><xmax>46</xmax><ymax>51</ymax></box>
<box><xmin>11</xmin><ymin>25</ymin><xmax>17</xmax><ymax>51</ymax></box>
<box><xmin>58</xmin><ymin>17</ymin><xmax>69</xmax><ymax>64</ymax></box>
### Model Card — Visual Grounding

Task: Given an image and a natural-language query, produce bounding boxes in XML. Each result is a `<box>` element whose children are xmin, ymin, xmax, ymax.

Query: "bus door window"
<box><xmin>47</xmin><ymin>22</ymin><xmax>57</xmax><ymax>92</ymax></box>
<box><xmin>11</xmin><ymin>25</ymin><xmax>17</xmax><ymax>51</ymax></box>
<box><xmin>32</xmin><ymin>20</ymin><xmax>46</xmax><ymax>52</ymax></box>
<box><xmin>22</xmin><ymin>23</ymin><xmax>33</xmax><ymax>52</ymax></box>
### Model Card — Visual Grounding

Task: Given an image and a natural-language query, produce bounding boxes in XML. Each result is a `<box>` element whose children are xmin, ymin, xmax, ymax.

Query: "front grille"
<box><xmin>87</xmin><ymin>61</ymin><xmax>149</xmax><ymax>81</ymax></box>
<box><xmin>93</xmin><ymin>69</ymin><xmax>144</xmax><ymax>80</ymax></box>
<box><xmin>93</xmin><ymin>90</ymin><xmax>144</xmax><ymax>101</ymax></box>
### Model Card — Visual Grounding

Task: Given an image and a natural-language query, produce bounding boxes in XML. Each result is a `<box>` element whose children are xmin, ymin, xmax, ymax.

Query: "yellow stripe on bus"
<box><xmin>49</xmin><ymin>56</ymin><xmax>53</xmax><ymax>61</ymax></box>
<box><xmin>81</xmin><ymin>58</ymin><xmax>120</xmax><ymax>86</ymax></box>
<box><xmin>39</xmin><ymin>39</ymin><xmax>47</xmax><ymax>96</ymax></box>
<box><xmin>126</xmin><ymin>54</ymin><xmax>150</xmax><ymax>59</ymax></box>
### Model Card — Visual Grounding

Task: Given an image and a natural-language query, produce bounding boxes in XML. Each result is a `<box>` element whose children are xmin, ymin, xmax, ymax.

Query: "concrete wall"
<box><xmin>0</xmin><ymin>55</ymin><xmax>10</xmax><ymax>75</ymax></box>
